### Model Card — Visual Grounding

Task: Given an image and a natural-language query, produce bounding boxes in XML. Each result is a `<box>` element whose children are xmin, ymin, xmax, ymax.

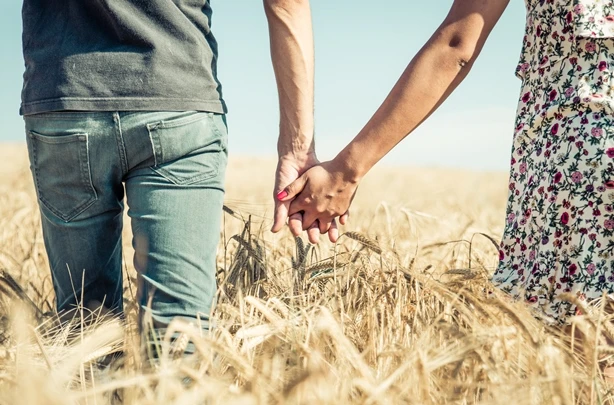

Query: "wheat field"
<box><xmin>1</xmin><ymin>143</ymin><xmax>614</xmax><ymax>404</ymax></box>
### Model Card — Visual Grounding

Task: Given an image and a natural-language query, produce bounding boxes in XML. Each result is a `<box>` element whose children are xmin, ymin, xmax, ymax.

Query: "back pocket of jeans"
<box><xmin>146</xmin><ymin>112</ymin><xmax>226</xmax><ymax>185</ymax></box>
<box><xmin>28</xmin><ymin>130</ymin><xmax>98</xmax><ymax>221</ymax></box>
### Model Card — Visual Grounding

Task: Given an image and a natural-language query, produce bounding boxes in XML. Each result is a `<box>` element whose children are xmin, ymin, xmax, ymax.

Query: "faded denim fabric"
<box><xmin>24</xmin><ymin>111</ymin><xmax>228</xmax><ymax>333</ymax></box>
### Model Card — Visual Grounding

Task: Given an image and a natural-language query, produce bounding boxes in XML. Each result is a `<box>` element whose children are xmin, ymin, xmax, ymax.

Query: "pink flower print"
<box><xmin>554</xmin><ymin>172</ymin><xmax>563</xmax><ymax>183</ymax></box>
<box><xmin>591</xmin><ymin>127</ymin><xmax>603</xmax><ymax>137</ymax></box>
<box><xmin>507</xmin><ymin>213</ymin><xmax>515</xmax><ymax>224</ymax></box>
<box><xmin>586</xmin><ymin>42</ymin><xmax>597</xmax><ymax>52</ymax></box>
<box><xmin>605</xmin><ymin>219</ymin><xmax>614</xmax><ymax>230</ymax></box>
<box><xmin>569</xmin><ymin>263</ymin><xmax>578</xmax><ymax>275</ymax></box>
<box><xmin>522</xmin><ymin>92</ymin><xmax>531</xmax><ymax>103</ymax></box>
<box><xmin>606</xmin><ymin>148</ymin><xmax>614</xmax><ymax>158</ymax></box>
<box><xmin>571</xmin><ymin>171</ymin><xmax>583</xmax><ymax>183</ymax></box>
<box><xmin>587</xmin><ymin>263</ymin><xmax>596</xmax><ymax>275</ymax></box>
<box><xmin>499</xmin><ymin>250</ymin><xmax>504</xmax><ymax>261</ymax></box>
<box><xmin>519</xmin><ymin>162</ymin><xmax>527</xmax><ymax>173</ymax></box>
<box><xmin>520</xmin><ymin>62</ymin><xmax>530</xmax><ymax>72</ymax></box>
<box><xmin>606</xmin><ymin>180</ymin><xmax>614</xmax><ymax>189</ymax></box>
<box><xmin>561</xmin><ymin>212</ymin><xmax>570</xmax><ymax>225</ymax></box>
<box><xmin>599</xmin><ymin>61</ymin><xmax>609</xmax><ymax>71</ymax></box>
<box><xmin>565</xmin><ymin>87</ymin><xmax>574</xmax><ymax>97</ymax></box>
<box><xmin>549</xmin><ymin>89</ymin><xmax>558</xmax><ymax>101</ymax></box>
<box><xmin>574</xmin><ymin>4</ymin><xmax>585</xmax><ymax>14</ymax></box>
<box><xmin>589</xmin><ymin>233</ymin><xmax>597</xmax><ymax>241</ymax></box>
<box><xmin>607</xmin><ymin>205</ymin><xmax>614</xmax><ymax>212</ymax></box>
<box><xmin>570</xmin><ymin>57</ymin><xmax>578</xmax><ymax>65</ymax></box>
<box><xmin>551</xmin><ymin>123</ymin><xmax>559</xmax><ymax>135</ymax></box>
<box><xmin>593</xmin><ymin>208</ymin><xmax>602</xmax><ymax>216</ymax></box>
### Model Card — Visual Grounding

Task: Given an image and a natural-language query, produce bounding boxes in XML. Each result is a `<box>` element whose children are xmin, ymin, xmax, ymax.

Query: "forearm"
<box><xmin>264</xmin><ymin>0</ymin><xmax>315</xmax><ymax>161</ymax></box>
<box><xmin>335</xmin><ymin>0</ymin><xmax>508</xmax><ymax>180</ymax></box>
<box><xmin>335</xmin><ymin>42</ymin><xmax>473</xmax><ymax>179</ymax></box>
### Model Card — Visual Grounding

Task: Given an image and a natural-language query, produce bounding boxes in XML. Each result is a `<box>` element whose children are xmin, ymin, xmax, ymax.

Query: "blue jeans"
<box><xmin>24</xmin><ymin>111</ymin><xmax>228</xmax><ymax>332</ymax></box>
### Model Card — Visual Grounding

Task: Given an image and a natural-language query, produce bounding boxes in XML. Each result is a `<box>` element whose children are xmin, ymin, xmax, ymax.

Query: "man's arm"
<box><xmin>264</xmin><ymin>0</ymin><xmax>315</xmax><ymax>161</ymax></box>
<box><xmin>265</xmin><ymin>0</ymin><xmax>336</xmax><ymax>243</ymax></box>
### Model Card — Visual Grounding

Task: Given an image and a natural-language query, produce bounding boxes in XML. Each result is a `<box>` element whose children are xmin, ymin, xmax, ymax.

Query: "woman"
<box><xmin>276</xmin><ymin>0</ymin><xmax>614</xmax><ymax>325</ymax></box>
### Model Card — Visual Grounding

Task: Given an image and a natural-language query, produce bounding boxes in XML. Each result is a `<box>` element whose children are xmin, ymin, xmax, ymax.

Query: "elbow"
<box><xmin>431</xmin><ymin>30</ymin><xmax>480</xmax><ymax>72</ymax></box>
<box><xmin>448</xmin><ymin>33</ymin><xmax>478</xmax><ymax>69</ymax></box>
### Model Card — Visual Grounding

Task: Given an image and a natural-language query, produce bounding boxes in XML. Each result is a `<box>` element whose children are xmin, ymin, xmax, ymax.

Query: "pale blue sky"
<box><xmin>0</xmin><ymin>1</ymin><xmax>526</xmax><ymax>171</ymax></box>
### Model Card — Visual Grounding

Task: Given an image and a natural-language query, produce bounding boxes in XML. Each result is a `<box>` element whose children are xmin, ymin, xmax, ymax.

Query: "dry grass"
<box><xmin>1</xmin><ymin>144</ymin><xmax>614</xmax><ymax>404</ymax></box>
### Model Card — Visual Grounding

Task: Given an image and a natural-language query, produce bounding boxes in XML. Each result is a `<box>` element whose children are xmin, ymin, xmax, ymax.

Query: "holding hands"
<box><xmin>273</xmin><ymin>158</ymin><xmax>354</xmax><ymax>244</ymax></box>
<box><xmin>272</xmin><ymin>154</ymin><xmax>358</xmax><ymax>243</ymax></box>
<box><xmin>266</xmin><ymin>0</ymin><xmax>506</xmax><ymax>243</ymax></box>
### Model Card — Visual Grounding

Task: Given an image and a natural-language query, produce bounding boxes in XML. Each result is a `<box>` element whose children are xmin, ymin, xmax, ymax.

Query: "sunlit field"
<box><xmin>2</xmin><ymin>143</ymin><xmax>614</xmax><ymax>404</ymax></box>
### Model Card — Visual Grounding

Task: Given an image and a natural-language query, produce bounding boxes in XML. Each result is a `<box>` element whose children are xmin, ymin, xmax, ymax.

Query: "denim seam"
<box><xmin>146</xmin><ymin>123</ymin><xmax>160</xmax><ymax>167</ymax></box>
<box><xmin>150</xmin><ymin>157</ymin><xmax>221</xmax><ymax>186</ymax></box>
<box><xmin>208</xmin><ymin>114</ymin><xmax>228</xmax><ymax>151</ymax></box>
<box><xmin>158</xmin><ymin>112</ymin><xmax>210</xmax><ymax>129</ymax></box>
<box><xmin>113</xmin><ymin>112</ymin><xmax>129</xmax><ymax>174</ymax></box>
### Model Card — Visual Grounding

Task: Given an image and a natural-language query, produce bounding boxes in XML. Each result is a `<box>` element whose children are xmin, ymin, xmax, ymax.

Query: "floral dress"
<box><xmin>491</xmin><ymin>0</ymin><xmax>614</xmax><ymax>324</ymax></box>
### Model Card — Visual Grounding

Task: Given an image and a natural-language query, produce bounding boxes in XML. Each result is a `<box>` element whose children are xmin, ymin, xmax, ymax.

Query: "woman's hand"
<box><xmin>272</xmin><ymin>153</ymin><xmax>322</xmax><ymax>243</ymax></box>
<box><xmin>277</xmin><ymin>158</ymin><xmax>355</xmax><ymax>243</ymax></box>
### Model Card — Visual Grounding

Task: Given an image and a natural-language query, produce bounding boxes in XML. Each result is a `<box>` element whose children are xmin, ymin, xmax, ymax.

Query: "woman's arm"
<box><xmin>280</xmin><ymin>0</ymin><xmax>510</xmax><ymax>236</ymax></box>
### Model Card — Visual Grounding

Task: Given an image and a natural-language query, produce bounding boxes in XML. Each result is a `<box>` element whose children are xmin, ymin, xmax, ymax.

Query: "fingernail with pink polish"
<box><xmin>276</xmin><ymin>190</ymin><xmax>288</xmax><ymax>200</ymax></box>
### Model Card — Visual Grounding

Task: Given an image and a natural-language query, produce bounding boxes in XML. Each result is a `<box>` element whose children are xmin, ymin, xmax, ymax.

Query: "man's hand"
<box><xmin>272</xmin><ymin>154</ymin><xmax>321</xmax><ymax>243</ymax></box>
<box><xmin>277</xmin><ymin>158</ymin><xmax>355</xmax><ymax>243</ymax></box>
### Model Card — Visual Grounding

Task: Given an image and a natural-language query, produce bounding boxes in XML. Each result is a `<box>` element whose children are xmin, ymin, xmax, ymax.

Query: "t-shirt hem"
<box><xmin>20</xmin><ymin>97</ymin><xmax>228</xmax><ymax>116</ymax></box>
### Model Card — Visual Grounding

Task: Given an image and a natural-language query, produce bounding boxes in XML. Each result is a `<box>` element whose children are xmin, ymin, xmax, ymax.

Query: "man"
<box><xmin>20</xmin><ymin>0</ymin><xmax>318</xmax><ymax>350</ymax></box>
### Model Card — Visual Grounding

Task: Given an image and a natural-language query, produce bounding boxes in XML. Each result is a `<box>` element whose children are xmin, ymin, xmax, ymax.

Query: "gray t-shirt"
<box><xmin>20</xmin><ymin>0</ymin><xmax>226</xmax><ymax>115</ymax></box>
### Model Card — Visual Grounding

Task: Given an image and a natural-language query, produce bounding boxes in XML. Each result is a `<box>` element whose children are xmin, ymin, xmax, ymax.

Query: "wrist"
<box><xmin>331</xmin><ymin>147</ymin><xmax>367</xmax><ymax>184</ymax></box>
<box><xmin>277</xmin><ymin>139</ymin><xmax>317</xmax><ymax>163</ymax></box>
<box><xmin>277</xmin><ymin>149</ymin><xmax>318</xmax><ymax>168</ymax></box>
